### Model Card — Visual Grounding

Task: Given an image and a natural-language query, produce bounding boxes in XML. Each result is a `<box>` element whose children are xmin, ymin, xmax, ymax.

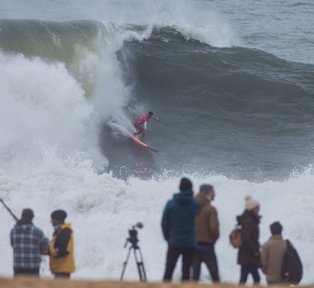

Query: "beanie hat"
<box><xmin>245</xmin><ymin>195</ymin><xmax>260</xmax><ymax>211</ymax></box>
<box><xmin>179</xmin><ymin>177</ymin><xmax>193</xmax><ymax>191</ymax></box>
<box><xmin>21</xmin><ymin>208</ymin><xmax>34</xmax><ymax>220</ymax></box>
<box><xmin>270</xmin><ymin>221</ymin><xmax>283</xmax><ymax>235</ymax></box>
<box><xmin>51</xmin><ymin>209</ymin><xmax>67</xmax><ymax>223</ymax></box>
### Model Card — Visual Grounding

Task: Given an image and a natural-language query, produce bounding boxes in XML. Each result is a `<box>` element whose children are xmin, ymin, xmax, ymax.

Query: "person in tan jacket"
<box><xmin>192</xmin><ymin>184</ymin><xmax>220</xmax><ymax>282</ymax></box>
<box><xmin>260</xmin><ymin>221</ymin><xmax>287</xmax><ymax>285</ymax></box>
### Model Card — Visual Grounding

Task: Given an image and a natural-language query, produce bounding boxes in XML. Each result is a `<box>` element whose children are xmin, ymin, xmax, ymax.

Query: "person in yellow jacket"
<box><xmin>49</xmin><ymin>210</ymin><xmax>75</xmax><ymax>279</ymax></box>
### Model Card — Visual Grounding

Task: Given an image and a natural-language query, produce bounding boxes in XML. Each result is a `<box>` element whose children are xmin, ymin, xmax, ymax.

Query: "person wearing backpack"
<box><xmin>281</xmin><ymin>240</ymin><xmax>303</xmax><ymax>285</ymax></box>
<box><xmin>236</xmin><ymin>195</ymin><xmax>261</xmax><ymax>285</ymax></box>
<box><xmin>260</xmin><ymin>221</ymin><xmax>287</xmax><ymax>285</ymax></box>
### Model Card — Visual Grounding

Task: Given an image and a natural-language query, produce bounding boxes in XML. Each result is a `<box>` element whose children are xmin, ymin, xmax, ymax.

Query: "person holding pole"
<box><xmin>10</xmin><ymin>208</ymin><xmax>49</xmax><ymax>277</ymax></box>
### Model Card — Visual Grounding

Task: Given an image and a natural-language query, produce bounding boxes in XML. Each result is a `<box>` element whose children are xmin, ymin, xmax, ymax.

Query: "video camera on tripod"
<box><xmin>121</xmin><ymin>222</ymin><xmax>147</xmax><ymax>281</ymax></box>
<box><xmin>124</xmin><ymin>222</ymin><xmax>143</xmax><ymax>247</ymax></box>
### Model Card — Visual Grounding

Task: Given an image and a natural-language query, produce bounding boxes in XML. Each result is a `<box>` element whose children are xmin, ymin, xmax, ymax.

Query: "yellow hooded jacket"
<box><xmin>49</xmin><ymin>223</ymin><xmax>75</xmax><ymax>273</ymax></box>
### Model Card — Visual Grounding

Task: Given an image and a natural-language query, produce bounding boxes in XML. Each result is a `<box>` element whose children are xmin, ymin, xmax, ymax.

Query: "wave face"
<box><xmin>1</xmin><ymin>0</ymin><xmax>314</xmax><ymax>284</ymax></box>
<box><xmin>114</xmin><ymin>28</ymin><xmax>314</xmax><ymax>180</ymax></box>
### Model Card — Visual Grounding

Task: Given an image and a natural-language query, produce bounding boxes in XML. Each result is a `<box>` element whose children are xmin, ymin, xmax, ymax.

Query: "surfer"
<box><xmin>133</xmin><ymin>111</ymin><xmax>158</xmax><ymax>140</ymax></box>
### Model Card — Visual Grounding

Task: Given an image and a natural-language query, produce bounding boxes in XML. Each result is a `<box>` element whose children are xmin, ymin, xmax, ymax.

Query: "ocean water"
<box><xmin>0</xmin><ymin>0</ymin><xmax>314</xmax><ymax>284</ymax></box>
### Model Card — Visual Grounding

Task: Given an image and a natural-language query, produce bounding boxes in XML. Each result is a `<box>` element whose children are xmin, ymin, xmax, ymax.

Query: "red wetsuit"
<box><xmin>134</xmin><ymin>114</ymin><xmax>152</xmax><ymax>136</ymax></box>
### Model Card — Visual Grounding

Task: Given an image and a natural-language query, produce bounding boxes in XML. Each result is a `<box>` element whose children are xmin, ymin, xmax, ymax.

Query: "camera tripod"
<box><xmin>120</xmin><ymin>242</ymin><xmax>147</xmax><ymax>281</ymax></box>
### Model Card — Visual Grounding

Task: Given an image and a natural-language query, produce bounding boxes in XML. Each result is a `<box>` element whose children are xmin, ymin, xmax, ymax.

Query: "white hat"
<box><xmin>245</xmin><ymin>195</ymin><xmax>260</xmax><ymax>211</ymax></box>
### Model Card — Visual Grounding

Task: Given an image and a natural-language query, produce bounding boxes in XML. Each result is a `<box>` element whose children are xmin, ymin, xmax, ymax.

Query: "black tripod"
<box><xmin>120</xmin><ymin>238</ymin><xmax>147</xmax><ymax>281</ymax></box>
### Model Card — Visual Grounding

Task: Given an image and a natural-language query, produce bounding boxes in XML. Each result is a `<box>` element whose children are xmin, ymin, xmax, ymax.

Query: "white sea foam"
<box><xmin>146</xmin><ymin>0</ymin><xmax>239</xmax><ymax>47</ymax></box>
<box><xmin>0</xmin><ymin>52</ymin><xmax>106</xmax><ymax>169</ymax></box>
<box><xmin>1</xmin><ymin>161</ymin><xmax>314</xmax><ymax>283</ymax></box>
<box><xmin>0</xmin><ymin>0</ymin><xmax>313</xmax><ymax>284</ymax></box>
<box><xmin>0</xmin><ymin>0</ymin><xmax>239</xmax><ymax>48</ymax></box>
<box><xmin>0</xmin><ymin>49</ymin><xmax>313</xmax><ymax>282</ymax></box>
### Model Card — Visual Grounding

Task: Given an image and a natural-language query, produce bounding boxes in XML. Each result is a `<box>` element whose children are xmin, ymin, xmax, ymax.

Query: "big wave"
<box><xmin>1</xmin><ymin>14</ymin><xmax>314</xmax><ymax>284</ymax></box>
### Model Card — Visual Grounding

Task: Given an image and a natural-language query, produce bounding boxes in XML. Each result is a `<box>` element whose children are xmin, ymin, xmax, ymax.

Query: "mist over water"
<box><xmin>1</xmin><ymin>0</ymin><xmax>314</xmax><ymax>284</ymax></box>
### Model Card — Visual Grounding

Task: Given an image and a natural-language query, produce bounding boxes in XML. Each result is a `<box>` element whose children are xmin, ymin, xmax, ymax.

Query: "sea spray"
<box><xmin>1</xmin><ymin>0</ymin><xmax>314</xmax><ymax>284</ymax></box>
<box><xmin>1</xmin><ymin>165</ymin><xmax>314</xmax><ymax>282</ymax></box>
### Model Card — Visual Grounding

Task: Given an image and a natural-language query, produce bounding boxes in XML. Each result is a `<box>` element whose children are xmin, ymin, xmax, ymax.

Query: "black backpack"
<box><xmin>281</xmin><ymin>240</ymin><xmax>303</xmax><ymax>285</ymax></box>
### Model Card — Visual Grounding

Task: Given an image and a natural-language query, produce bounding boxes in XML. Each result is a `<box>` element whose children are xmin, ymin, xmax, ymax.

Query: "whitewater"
<box><xmin>1</xmin><ymin>0</ymin><xmax>314</xmax><ymax>284</ymax></box>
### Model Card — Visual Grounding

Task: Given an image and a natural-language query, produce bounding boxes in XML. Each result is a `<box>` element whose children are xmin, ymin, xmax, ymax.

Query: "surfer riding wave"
<box><xmin>133</xmin><ymin>111</ymin><xmax>159</xmax><ymax>140</ymax></box>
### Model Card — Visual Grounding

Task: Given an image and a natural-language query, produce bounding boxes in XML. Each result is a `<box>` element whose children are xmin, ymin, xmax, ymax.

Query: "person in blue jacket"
<box><xmin>161</xmin><ymin>177</ymin><xmax>200</xmax><ymax>282</ymax></box>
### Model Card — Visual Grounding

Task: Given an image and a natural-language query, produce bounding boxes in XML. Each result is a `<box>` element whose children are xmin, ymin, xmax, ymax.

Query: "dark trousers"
<box><xmin>163</xmin><ymin>245</ymin><xmax>194</xmax><ymax>281</ymax></box>
<box><xmin>54</xmin><ymin>272</ymin><xmax>71</xmax><ymax>279</ymax></box>
<box><xmin>14</xmin><ymin>267</ymin><xmax>39</xmax><ymax>277</ymax></box>
<box><xmin>239</xmin><ymin>264</ymin><xmax>260</xmax><ymax>284</ymax></box>
<box><xmin>192</xmin><ymin>243</ymin><xmax>220</xmax><ymax>282</ymax></box>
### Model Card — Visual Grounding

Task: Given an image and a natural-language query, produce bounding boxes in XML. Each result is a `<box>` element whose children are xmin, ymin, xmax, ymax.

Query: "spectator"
<box><xmin>260</xmin><ymin>221</ymin><xmax>287</xmax><ymax>285</ymax></box>
<box><xmin>236</xmin><ymin>195</ymin><xmax>261</xmax><ymax>284</ymax></box>
<box><xmin>10</xmin><ymin>208</ymin><xmax>49</xmax><ymax>277</ymax></box>
<box><xmin>193</xmin><ymin>184</ymin><xmax>220</xmax><ymax>283</ymax></box>
<box><xmin>161</xmin><ymin>177</ymin><xmax>200</xmax><ymax>281</ymax></box>
<box><xmin>49</xmin><ymin>209</ymin><xmax>75</xmax><ymax>279</ymax></box>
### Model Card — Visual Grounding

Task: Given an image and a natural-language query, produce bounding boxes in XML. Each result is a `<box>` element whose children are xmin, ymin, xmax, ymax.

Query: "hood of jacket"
<box><xmin>195</xmin><ymin>192</ymin><xmax>210</xmax><ymax>207</ymax></box>
<box><xmin>237</xmin><ymin>210</ymin><xmax>261</xmax><ymax>226</ymax></box>
<box><xmin>53</xmin><ymin>223</ymin><xmax>73</xmax><ymax>235</ymax></box>
<box><xmin>62</xmin><ymin>223</ymin><xmax>72</xmax><ymax>231</ymax></box>
<box><xmin>173</xmin><ymin>190</ymin><xmax>194</xmax><ymax>206</ymax></box>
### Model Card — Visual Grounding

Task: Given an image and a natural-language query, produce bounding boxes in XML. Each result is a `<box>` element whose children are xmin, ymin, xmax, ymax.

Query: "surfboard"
<box><xmin>130</xmin><ymin>135</ymin><xmax>158</xmax><ymax>152</ymax></box>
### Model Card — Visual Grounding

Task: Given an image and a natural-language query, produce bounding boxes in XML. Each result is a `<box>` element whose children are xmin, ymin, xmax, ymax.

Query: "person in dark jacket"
<box><xmin>10</xmin><ymin>208</ymin><xmax>49</xmax><ymax>277</ymax></box>
<box><xmin>49</xmin><ymin>209</ymin><xmax>75</xmax><ymax>279</ymax></box>
<box><xmin>236</xmin><ymin>195</ymin><xmax>261</xmax><ymax>285</ymax></box>
<box><xmin>161</xmin><ymin>177</ymin><xmax>200</xmax><ymax>282</ymax></box>
<box><xmin>193</xmin><ymin>184</ymin><xmax>220</xmax><ymax>283</ymax></box>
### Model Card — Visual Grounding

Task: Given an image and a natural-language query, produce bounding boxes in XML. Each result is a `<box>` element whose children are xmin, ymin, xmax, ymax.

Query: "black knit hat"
<box><xmin>179</xmin><ymin>177</ymin><xmax>193</xmax><ymax>191</ymax></box>
<box><xmin>51</xmin><ymin>209</ymin><xmax>67</xmax><ymax>223</ymax></box>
